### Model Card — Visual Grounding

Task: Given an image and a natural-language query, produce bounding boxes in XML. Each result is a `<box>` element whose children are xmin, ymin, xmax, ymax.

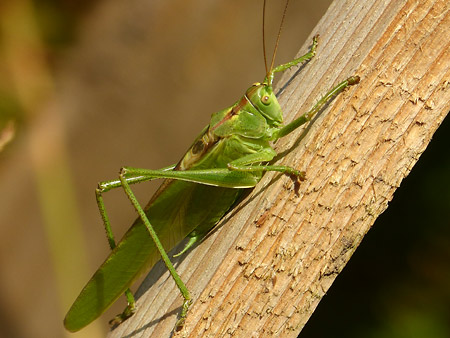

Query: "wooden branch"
<box><xmin>109</xmin><ymin>0</ymin><xmax>450</xmax><ymax>336</ymax></box>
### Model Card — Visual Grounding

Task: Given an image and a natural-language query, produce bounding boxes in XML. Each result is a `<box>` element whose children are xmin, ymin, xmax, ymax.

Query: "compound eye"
<box><xmin>261</xmin><ymin>95</ymin><xmax>270</xmax><ymax>105</ymax></box>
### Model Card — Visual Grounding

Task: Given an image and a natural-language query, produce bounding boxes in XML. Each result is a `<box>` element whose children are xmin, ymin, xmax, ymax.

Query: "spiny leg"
<box><xmin>226</xmin><ymin>150</ymin><xmax>304</xmax><ymax>178</ymax></box>
<box><xmin>265</xmin><ymin>35</ymin><xmax>319</xmax><ymax>85</ymax></box>
<box><xmin>229</xmin><ymin>162</ymin><xmax>305</xmax><ymax>194</ymax></box>
<box><xmin>226</xmin><ymin>149</ymin><xmax>306</xmax><ymax>192</ymax></box>
<box><xmin>271</xmin><ymin>76</ymin><xmax>360</xmax><ymax>140</ymax></box>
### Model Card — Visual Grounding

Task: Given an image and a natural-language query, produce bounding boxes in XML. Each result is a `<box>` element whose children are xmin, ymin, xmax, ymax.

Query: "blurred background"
<box><xmin>0</xmin><ymin>0</ymin><xmax>448</xmax><ymax>337</ymax></box>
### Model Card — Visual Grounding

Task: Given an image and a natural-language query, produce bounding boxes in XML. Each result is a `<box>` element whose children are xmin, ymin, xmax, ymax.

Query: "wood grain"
<box><xmin>109</xmin><ymin>0</ymin><xmax>450</xmax><ymax>336</ymax></box>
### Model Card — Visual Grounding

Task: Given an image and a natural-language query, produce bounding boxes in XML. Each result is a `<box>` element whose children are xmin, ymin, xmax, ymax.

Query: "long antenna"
<box><xmin>262</xmin><ymin>0</ymin><xmax>268</xmax><ymax>76</ymax></box>
<box><xmin>269</xmin><ymin>0</ymin><xmax>290</xmax><ymax>74</ymax></box>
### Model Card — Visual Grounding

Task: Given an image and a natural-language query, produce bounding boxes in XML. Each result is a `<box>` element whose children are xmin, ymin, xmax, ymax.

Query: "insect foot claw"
<box><xmin>109</xmin><ymin>305</ymin><xmax>136</xmax><ymax>329</ymax></box>
<box><xmin>297</xmin><ymin>170</ymin><xmax>306</xmax><ymax>182</ymax></box>
<box><xmin>288</xmin><ymin>170</ymin><xmax>305</xmax><ymax>196</ymax></box>
<box><xmin>288</xmin><ymin>170</ymin><xmax>306</xmax><ymax>182</ymax></box>
<box><xmin>175</xmin><ymin>298</ymin><xmax>193</xmax><ymax>331</ymax></box>
<box><xmin>348</xmin><ymin>75</ymin><xmax>360</xmax><ymax>85</ymax></box>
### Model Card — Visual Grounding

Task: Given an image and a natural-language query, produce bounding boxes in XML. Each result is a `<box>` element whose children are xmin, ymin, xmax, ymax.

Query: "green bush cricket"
<box><xmin>64</xmin><ymin>0</ymin><xmax>359</xmax><ymax>332</ymax></box>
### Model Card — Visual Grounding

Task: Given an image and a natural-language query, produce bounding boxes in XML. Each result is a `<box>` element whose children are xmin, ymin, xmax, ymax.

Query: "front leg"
<box><xmin>265</xmin><ymin>35</ymin><xmax>319</xmax><ymax>85</ymax></box>
<box><xmin>271</xmin><ymin>76</ymin><xmax>360</xmax><ymax>141</ymax></box>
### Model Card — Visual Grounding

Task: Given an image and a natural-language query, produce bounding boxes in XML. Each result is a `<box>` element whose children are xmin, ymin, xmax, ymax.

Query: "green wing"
<box><xmin>64</xmin><ymin>178</ymin><xmax>240</xmax><ymax>332</ymax></box>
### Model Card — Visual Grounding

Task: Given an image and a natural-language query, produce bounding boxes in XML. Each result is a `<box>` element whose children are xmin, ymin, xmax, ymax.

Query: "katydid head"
<box><xmin>245</xmin><ymin>83</ymin><xmax>282</xmax><ymax>126</ymax></box>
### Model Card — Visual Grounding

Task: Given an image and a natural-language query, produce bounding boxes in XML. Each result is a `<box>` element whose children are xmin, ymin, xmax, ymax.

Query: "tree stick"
<box><xmin>109</xmin><ymin>0</ymin><xmax>450</xmax><ymax>336</ymax></box>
